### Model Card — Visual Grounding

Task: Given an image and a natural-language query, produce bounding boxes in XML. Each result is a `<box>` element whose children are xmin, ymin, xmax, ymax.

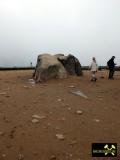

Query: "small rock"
<box><xmin>50</xmin><ymin>155</ymin><xmax>56</xmax><ymax>159</ymax></box>
<box><xmin>32</xmin><ymin>119</ymin><xmax>39</xmax><ymax>123</ymax></box>
<box><xmin>32</xmin><ymin>115</ymin><xmax>46</xmax><ymax>119</ymax></box>
<box><xmin>94</xmin><ymin>119</ymin><xmax>100</xmax><ymax>123</ymax></box>
<box><xmin>0</xmin><ymin>92</ymin><xmax>7</xmax><ymax>95</ymax></box>
<box><xmin>56</xmin><ymin>134</ymin><xmax>65</xmax><ymax>140</ymax></box>
<box><xmin>67</xmin><ymin>107</ymin><xmax>71</xmax><ymax>111</ymax></box>
<box><xmin>23</xmin><ymin>86</ymin><xmax>29</xmax><ymax>89</ymax></box>
<box><xmin>71</xmin><ymin>91</ymin><xmax>88</xmax><ymax>99</ymax></box>
<box><xmin>32</xmin><ymin>115</ymin><xmax>41</xmax><ymax>119</ymax></box>
<box><xmin>76</xmin><ymin>110</ymin><xmax>83</xmax><ymax>115</ymax></box>
<box><xmin>68</xmin><ymin>85</ymin><xmax>75</xmax><ymax>88</ymax></box>
<box><xmin>28</xmin><ymin>79</ymin><xmax>35</xmax><ymax>85</ymax></box>
<box><xmin>57</xmin><ymin>98</ymin><xmax>62</xmax><ymax>102</ymax></box>
<box><xmin>18</xmin><ymin>154</ymin><xmax>24</xmax><ymax>160</ymax></box>
<box><xmin>2</xmin><ymin>154</ymin><xmax>6</xmax><ymax>158</ymax></box>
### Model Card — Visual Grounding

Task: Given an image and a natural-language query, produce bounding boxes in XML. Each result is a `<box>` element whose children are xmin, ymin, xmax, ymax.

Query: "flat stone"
<box><xmin>71</xmin><ymin>91</ymin><xmax>88</xmax><ymax>99</ymax></box>
<box><xmin>94</xmin><ymin>119</ymin><xmax>100</xmax><ymax>123</ymax></box>
<box><xmin>23</xmin><ymin>86</ymin><xmax>30</xmax><ymax>89</ymax></box>
<box><xmin>0</xmin><ymin>92</ymin><xmax>7</xmax><ymax>95</ymax></box>
<box><xmin>68</xmin><ymin>85</ymin><xmax>75</xmax><ymax>88</ymax></box>
<box><xmin>32</xmin><ymin>119</ymin><xmax>39</xmax><ymax>123</ymax></box>
<box><xmin>56</xmin><ymin>134</ymin><xmax>65</xmax><ymax>140</ymax></box>
<box><xmin>32</xmin><ymin>115</ymin><xmax>46</xmax><ymax>119</ymax></box>
<box><xmin>57</xmin><ymin>98</ymin><xmax>62</xmax><ymax>102</ymax></box>
<box><xmin>76</xmin><ymin>110</ymin><xmax>83</xmax><ymax>115</ymax></box>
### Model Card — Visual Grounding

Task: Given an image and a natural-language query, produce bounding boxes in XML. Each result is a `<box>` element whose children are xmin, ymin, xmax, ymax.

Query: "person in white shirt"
<box><xmin>89</xmin><ymin>57</ymin><xmax>98</xmax><ymax>81</ymax></box>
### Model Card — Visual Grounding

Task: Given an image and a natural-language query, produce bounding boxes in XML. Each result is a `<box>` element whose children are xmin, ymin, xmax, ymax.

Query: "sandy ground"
<box><xmin>0</xmin><ymin>70</ymin><xmax>120</xmax><ymax>160</ymax></box>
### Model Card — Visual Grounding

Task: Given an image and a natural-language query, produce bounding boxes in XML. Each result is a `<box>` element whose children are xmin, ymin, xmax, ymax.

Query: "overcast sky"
<box><xmin>0</xmin><ymin>0</ymin><xmax>120</xmax><ymax>67</ymax></box>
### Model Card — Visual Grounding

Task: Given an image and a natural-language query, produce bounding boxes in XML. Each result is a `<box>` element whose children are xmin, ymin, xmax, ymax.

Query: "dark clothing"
<box><xmin>107</xmin><ymin>58</ymin><xmax>115</xmax><ymax>70</ymax></box>
<box><xmin>109</xmin><ymin>69</ymin><xmax>115</xmax><ymax>79</ymax></box>
<box><xmin>107</xmin><ymin>58</ymin><xmax>115</xmax><ymax>79</ymax></box>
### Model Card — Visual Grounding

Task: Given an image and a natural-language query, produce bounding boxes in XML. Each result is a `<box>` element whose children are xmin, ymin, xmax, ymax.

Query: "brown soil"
<box><xmin>0</xmin><ymin>70</ymin><xmax>120</xmax><ymax>160</ymax></box>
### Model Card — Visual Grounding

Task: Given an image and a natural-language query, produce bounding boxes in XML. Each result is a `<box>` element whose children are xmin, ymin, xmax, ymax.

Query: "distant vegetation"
<box><xmin>0</xmin><ymin>66</ymin><xmax>120</xmax><ymax>71</ymax></box>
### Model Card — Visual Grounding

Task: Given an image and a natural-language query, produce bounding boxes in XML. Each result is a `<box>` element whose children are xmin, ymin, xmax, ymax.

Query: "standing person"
<box><xmin>89</xmin><ymin>57</ymin><xmax>98</xmax><ymax>81</ymax></box>
<box><xmin>107</xmin><ymin>56</ymin><xmax>116</xmax><ymax>79</ymax></box>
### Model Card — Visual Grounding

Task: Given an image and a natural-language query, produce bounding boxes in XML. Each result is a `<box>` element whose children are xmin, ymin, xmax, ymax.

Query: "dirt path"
<box><xmin>0</xmin><ymin>70</ymin><xmax>120</xmax><ymax>160</ymax></box>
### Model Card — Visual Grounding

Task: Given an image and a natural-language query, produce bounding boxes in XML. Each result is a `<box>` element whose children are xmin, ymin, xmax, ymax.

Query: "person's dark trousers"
<box><xmin>109</xmin><ymin>69</ymin><xmax>115</xmax><ymax>79</ymax></box>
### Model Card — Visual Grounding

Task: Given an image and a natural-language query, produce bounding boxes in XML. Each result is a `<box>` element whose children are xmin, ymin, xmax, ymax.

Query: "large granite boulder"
<box><xmin>33</xmin><ymin>54</ymin><xmax>67</xmax><ymax>82</ymax></box>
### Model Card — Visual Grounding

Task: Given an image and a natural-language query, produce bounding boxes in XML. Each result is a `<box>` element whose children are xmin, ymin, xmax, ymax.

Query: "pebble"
<box><xmin>68</xmin><ymin>107</ymin><xmax>72</xmax><ymax>111</ymax></box>
<box><xmin>68</xmin><ymin>85</ymin><xmax>75</xmax><ymax>88</ymax></box>
<box><xmin>32</xmin><ymin>119</ymin><xmax>39</xmax><ymax>123</ymax></box>
<box><xmin>32</xmin><ymin>114</ymin><xmax>46</xmax><ymax>119</ymax></box>
<box><xmin>0</xmin><ymin>92</ymin><xmax>7</xmax><ymax>95</ymax></box>
<box><xmin>94</xmin><ymin>119</ymin><xmax>100</xmax><ymax>123</ymax></box>
<box><xmin>2</xmin><ymin>154</ymin><xmax>6</xmax><ymax>158</ymax></box>
<box><xmin>50</xmin><ymin>155</ymin><xmax>56</xmax><ymax>159</ymax></box>
<box><xmin>76</xmin><ymin>110</ymin><xmax>83</xmax><ymax>115</ymax></box>
<box><xmin>57</xmin><ymin>98</ymin><xmax>62</xmax><ymax>102</ymax></box>
<box><xmin>56</xmin><ymin>134</ymin><xmax>65</xmax><ymax>140</ymax></box>
<box><xmin>23</xmin><ymin>86</ymin><xmax>30</xmax><ymax>89</ymax></box>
